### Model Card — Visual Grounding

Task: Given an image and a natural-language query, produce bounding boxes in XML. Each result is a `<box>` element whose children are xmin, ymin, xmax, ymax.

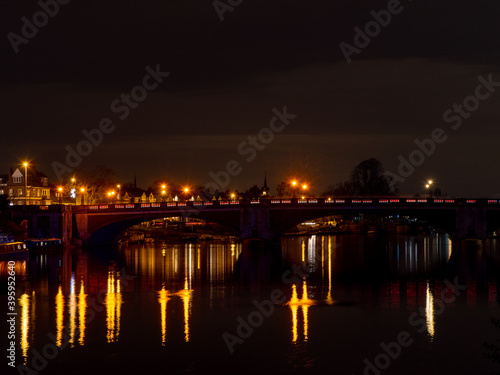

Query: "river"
<box><xmin>1</xmin><ymin>234</ymin><xmax>500</xmax><ymax>374</ymax></box>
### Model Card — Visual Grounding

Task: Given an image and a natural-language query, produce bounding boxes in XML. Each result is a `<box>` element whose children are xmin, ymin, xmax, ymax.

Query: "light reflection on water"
<box><xmin>3</xmin><ymin>235</ymin><xmax>500</xmax><ymax>374</ymax></box>
<box><xmin>19</xmin><ymin>292</ymin><xmax>30</xmax><ymax>364</ymax></box>
<box><xmin>105</xmin><ymin>268</ymin><xmax>122</xmax><ymax>343</ymax></box>
<box><xmin>286</xmin><ymin>281</ymin><xmax>316</xmax><ymax>343</ymax></box>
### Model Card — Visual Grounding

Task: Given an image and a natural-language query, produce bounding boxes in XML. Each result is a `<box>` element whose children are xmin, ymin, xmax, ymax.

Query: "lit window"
<box><xmin>9</xmin><ymin>189</ymin><xmax>13</xmax><ymax>196</ymax></box>
<box><xmin>18</xmin><ymin>189</ymin><xmax>23</xmax><ymax>196</ymax></box>
<box><xmin>13</xmin><ymin>177</ymin><xmax>22</xmax><ymax>184</ymax></box>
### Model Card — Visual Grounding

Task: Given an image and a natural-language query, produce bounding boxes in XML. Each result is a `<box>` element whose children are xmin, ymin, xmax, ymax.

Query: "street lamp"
<box><xmin>58</xmin><ymin>187</ymin><xmax>63</xmax><ymax>204</ymax></box>
<box><xmin>80</xmin><ymin>188</ymin><xmax>85</xmax><ymax>205</ymax></box>
<box><xmin>291</xmin><ymin>180</ymin><xmax>298</xmax><ymax>198</ymax></box>
<box><xmin>23</xmin><ymin>162</ymin><xmax>29</xmax><ymax>205</ymax></box>
<box><xmin>107</xmin><ymin>191</ymin><xmax>116</xmax><ymax>203</ymax></box>
<box><xmin>183</xmin><ymin>187</ymin><xmax>190</xmax><ymax>201</ymax></box>
<box><xmin>161</xmin><ymin>184</ymin><xmax>167</xmax><ymax>202</ymax></box>
<box><xmin>426</xmin><ymin>180</ymin><xmax>433</xmax><ymax>197</ymax></box>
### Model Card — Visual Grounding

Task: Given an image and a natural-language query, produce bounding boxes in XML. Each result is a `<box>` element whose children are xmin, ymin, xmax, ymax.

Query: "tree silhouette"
<box><xmin>323</xmin><ymin>158</ymin><xmax>398</xmax><ymax>197</ymax></box>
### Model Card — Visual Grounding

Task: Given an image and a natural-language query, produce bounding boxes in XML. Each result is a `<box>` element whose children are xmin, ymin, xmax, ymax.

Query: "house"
<box><xmin>119</xmin><ymin>182</ymin><xmax>148</xmax><ymax>204</ymax></box>
<box><xmin>5</xmin><ymin>164</ymin><xmax>52</xmax><ymax>205</ymax></box>
<box><xmin>0</xmin><ymin>174</ymin><xmax>8</xmax><ymax>196</ymax></box>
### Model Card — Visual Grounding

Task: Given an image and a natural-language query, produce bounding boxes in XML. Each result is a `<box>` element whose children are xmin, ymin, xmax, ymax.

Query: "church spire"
<box><xmin>262</xmin><ymin>171</ymin><xmax>269</xmax><ymax>196</ymax></box>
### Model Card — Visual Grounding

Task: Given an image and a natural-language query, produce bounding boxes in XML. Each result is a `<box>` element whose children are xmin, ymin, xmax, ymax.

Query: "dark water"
<box><xmin>2</xmin><ymin>234</ymin><xmax>500</xmax><ymax>375</ymax></box>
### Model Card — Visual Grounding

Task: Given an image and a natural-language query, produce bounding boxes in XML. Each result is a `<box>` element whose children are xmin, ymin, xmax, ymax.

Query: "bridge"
<box><xmin>12</xmin><ymin>197</ymin><xmax>500</xmax><ymax>246</ymax></box>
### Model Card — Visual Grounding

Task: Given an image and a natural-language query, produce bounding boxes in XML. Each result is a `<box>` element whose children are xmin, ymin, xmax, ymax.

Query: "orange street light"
<box><xmin>183</xmin><ymin>187</ymin><xmax>190</xmax><ymax>201</ymax></box>
<box><xmin>302</xmin><ymin>184</ymin><xmax>307</xmax><ymax>190</ymax></box>
<box><xmin>23</xmin><ymin>162</ymin><xmax>29</xmax><ymax>205</ymax></box>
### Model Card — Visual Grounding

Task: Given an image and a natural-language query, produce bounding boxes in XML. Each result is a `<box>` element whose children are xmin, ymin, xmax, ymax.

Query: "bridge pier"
<box><xmin>61</xmin><ymin>209</ymin><xmax>73</xmax><ymax>245</ymax></box>
<box><xmin>240</xmin><ymin>205</ymin><xmax>273</xmax><ymax>240</ymax></box>
<box><xmin>456</xmin><ymin>206</ymin><xmax>488</xmax><ymax>240</ymax></box>
<box><xmin>73</xmin><ymin>212</ymin><xmax>90</xmax><ymax>244</ymax></box>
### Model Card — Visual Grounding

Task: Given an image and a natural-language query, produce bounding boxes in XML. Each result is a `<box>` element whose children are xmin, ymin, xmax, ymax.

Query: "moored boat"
<box><xmin>25</xmin><ymin>238</ymin><xmax>63</xmax><ymax>249</ymax></box>
<box><xmin>0</xmin><ymin>241</ymin><xmax>28</xmax><ymax>259</ymax></box>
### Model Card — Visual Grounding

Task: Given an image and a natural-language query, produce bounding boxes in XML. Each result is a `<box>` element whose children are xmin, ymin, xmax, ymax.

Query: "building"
<box><xmin>5</xmin><ymin>164</ymin><xmax>52</xmax><ymax>205</ymax></box>
<box><xmin>0</xmin><ymin>174</ymin><xmax>8</xmax><ymax>196</ymax></box>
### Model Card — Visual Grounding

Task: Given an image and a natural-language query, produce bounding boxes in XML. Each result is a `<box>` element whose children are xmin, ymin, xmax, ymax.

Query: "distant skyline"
<box><xmin>2</xmin><ymin>1</ymin><xmax>500</xmax><ymax>197</ymax></box>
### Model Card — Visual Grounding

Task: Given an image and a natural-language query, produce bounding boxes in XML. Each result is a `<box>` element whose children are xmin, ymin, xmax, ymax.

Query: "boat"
<box><xmin>0</xmin><ymin>241</ymin><xmax>28</xmax><ymax>259</ymax></box>
<box><xmin>25</xmin><ymin>238</ymin><xmax>63</xmax><ymax>249</ymax></box>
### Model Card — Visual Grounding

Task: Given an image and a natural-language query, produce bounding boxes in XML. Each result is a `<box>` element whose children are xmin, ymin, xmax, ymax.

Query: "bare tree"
<box><xmin>323</xmin><ymin>158</ymin><xmax>398</xmax><ymax>197</ymax></box>
<box><xmin>72</xmin><ymin>166</ymin><xmax>119</xmax><ymax>203</ymax></box>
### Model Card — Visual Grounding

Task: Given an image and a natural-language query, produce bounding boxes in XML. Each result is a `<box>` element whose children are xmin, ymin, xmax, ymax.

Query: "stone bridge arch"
<box><xmin>267</xmin><ymin>206</ymin><xmax>458</xmax><ymax>239</ymax></box>
<box><xmin>75</xmin><ymin>208</ymin><xmax>241</xmax><ymax>246</ymax></box>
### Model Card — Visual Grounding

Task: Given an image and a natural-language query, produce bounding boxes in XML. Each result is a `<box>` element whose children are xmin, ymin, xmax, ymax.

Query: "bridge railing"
<box><xmin>56</xmin><ymin>197</ymin><xmax>500</xmax><ymax>212</ymax></box>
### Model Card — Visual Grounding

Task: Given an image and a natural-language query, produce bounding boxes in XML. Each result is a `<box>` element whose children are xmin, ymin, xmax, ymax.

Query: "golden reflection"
<box><xmin>425</xmin><ymin>282</ymin><xmax>435</xmax><ymax>340</ymax></box>
<box><xmin>286</xmin><ymin>281</ymin><xmax>316</xmax><ymax>343</ymax></box>
<box><xmin>158</xmin><ymin>284</ymin><xmax>170</xmax><ymax>345</ymax></box>
<box><xmin>69</xmin><ymin>274</ymin><xmax>77</xmax><ymax>347</ymax></box>
<box><xmin>301</xmin><ymin>240</ymin><xmax>305</xmax><ymax>263</ymax></box>
<box><xmin>106</xmin><ymin>270</ymin><xmax>123</xmax><ymax>343</ymax></box>
<box><xmin>78</xmin><ymin>278</ymin><xmax>87</xmax><ymax>346</ymax></box>
<box><xmin>55</xmin><ymin>285</ymin><xmax>64</xmax><ymax>347</ymax></box>
<box><xmin>176</xmin><ymin>277</ymin><xmax>193</xmax><ymax>342</ymax></box>
<box><xmin>289</xmin><ymin>284</ymin><xmax>299</xmax><ymax>343</ymax></box>
<box><xmin>325</xmin><ymin>237</ymin><xmax>334</xmax><ymax>305</ymax></box>
<box><xmin>19</xmin><ymin>293</ymin><xmax>30</xmax><ymax>364</ymax></box>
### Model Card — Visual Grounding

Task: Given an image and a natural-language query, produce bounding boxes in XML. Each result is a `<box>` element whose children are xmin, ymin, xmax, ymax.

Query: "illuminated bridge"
<box><xmin>12</xmin><ymin>197</ymin><xmax>500</xmax><ymax>246</ymax></box>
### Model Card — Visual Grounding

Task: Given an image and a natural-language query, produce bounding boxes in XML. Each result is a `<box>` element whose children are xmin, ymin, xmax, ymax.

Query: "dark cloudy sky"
<box><xmin>1</xmin><ymin>0</ymin><xmax>500</xmax><ymax>197</ymax></box>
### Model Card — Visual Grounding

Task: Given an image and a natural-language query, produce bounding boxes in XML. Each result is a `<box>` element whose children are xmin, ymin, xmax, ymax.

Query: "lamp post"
<box><xmin>58</xmin><ymin>187</ymin><xmax>63</xmax><ymax>204</ymax></box>
<box><xmin>291</xmin><ymin>180</ymin><xmax>297</xmax><ymax>198</ymax></box>
<box><xmin>426</xmin><ymin>180</ymin><xmax>433</xmax><ymax>197</ymax></box>
<box><xmin>80</xmin><ymin>188</ymin><xmax>85</xmax><ymax>205</ymax></box>
<box><xmin>23</xmin><ymin>162</ymin><xmax>28</xmax><ymax>205</ymax></box>
<box><xmin>161</xmin><ymin>184</ymin><xmax>166</xmax><ymax>202</ymax></box>
<box><xmin>183</xmin><ymin>187</ymin><xmax>190</xmax><ymax>201</ymax></box>
<box><xmin>107</xmin><ymin>191</ymin><xmax>116</xmax><ymax>204</ymax></box>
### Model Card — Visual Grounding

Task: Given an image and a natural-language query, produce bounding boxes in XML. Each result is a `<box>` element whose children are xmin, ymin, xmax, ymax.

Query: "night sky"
<box><xmin>2</xmin><ymin>0</ymin><xmax>500</xmax><ymax>197</ymax></box>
